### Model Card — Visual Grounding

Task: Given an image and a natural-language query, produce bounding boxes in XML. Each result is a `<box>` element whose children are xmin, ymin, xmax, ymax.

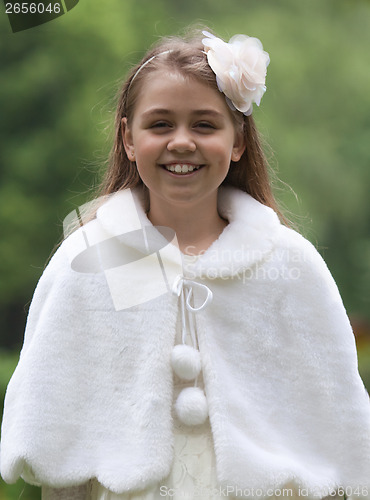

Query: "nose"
<box><xmin>167</xmin><ymin>127</ymin><xmax>196</xmax><ymax>153</ymax></box>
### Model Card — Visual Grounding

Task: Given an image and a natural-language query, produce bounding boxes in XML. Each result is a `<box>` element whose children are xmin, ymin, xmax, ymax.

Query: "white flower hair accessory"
<box><xmin>202</xmin><ymin>30</ymin><xmax>270</xmax><ymax>116</ymax></box>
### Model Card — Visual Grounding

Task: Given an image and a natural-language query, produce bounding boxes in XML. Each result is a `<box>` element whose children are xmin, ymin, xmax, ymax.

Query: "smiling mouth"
<box><xmin>161</xmin><ymin>164</ymin><xmax>204</xmax><ymax>175</ymax></box>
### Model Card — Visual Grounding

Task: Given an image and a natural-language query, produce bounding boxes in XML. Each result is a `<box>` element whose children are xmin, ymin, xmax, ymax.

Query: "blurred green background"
<box><xmin>1</xmin><ymin>0</ymin><xmax>370</xmax><ymax>498</ymax></box>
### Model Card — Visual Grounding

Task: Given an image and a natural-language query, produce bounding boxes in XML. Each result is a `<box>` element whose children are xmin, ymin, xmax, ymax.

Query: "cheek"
<box><xmin>134</xmin><ymin>137</ymin><xmax>164</xmax><ymax>161</ymax></box>
<box><xmin>207</xmin><ymin>138</ymin><xmax>234</xmax><ymax>163</ymax></box>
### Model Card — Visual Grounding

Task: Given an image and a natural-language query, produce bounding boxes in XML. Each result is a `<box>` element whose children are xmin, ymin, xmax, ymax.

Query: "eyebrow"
<box><xmin>141</xmin><ymin>108</ymin><xmax>225</xmax><ymax>119</ymax></box>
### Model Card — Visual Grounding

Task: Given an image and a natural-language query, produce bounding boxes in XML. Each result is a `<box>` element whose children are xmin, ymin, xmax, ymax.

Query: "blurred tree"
<box><xmin>0</xmin><ymin>0</ymin><xmax>136</xmax><ymax>348</ymax></box>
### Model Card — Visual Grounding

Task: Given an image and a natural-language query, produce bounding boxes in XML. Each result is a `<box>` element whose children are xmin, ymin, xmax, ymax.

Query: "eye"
<box><xmin>195</xmin><ymin>121</ymin><xmax>216</xmax><ymax>130</ymax></box>
<box><xmin>151</xmin><ymin>121</ymin><xmax>171</xmax><ymax>129</ymax></box>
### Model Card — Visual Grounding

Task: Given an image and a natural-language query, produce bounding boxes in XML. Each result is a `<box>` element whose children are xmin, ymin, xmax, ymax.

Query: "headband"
<box><xmin>129</xmin><ymin>31</ymin><xmax>270</xmax><ymax>116</ymax></box>
<box><xmin>129</xmin><ymin>50</ymin><xmax>171</xmax><ymax>87</ymax></box>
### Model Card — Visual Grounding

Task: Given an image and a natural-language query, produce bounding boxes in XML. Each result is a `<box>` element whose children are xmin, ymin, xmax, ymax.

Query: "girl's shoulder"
<box><xmin>225</xmin><ymin>187</ymin><xmax>342</xmax><ymax>294</ymax></box>
<box><xmin>218</xmin><ymin>186</ymin><xmax>323</xmax><ymax>263</ymax></box>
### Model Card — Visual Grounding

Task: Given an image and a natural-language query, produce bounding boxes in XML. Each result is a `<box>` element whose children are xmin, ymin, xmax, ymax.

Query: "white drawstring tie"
<box><xmin>171</xmin><ymin>276</ymin><xmax>213</xmax><ymax>426</ymax></box>
<box><xmin>172</xmin><ymin>276</ymin><xmax>213</xmax><ymax>345</ymax></box>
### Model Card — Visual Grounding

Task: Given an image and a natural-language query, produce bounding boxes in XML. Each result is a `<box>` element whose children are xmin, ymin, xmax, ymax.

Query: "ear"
<box><xmin>121</xmin><ymin>117</ymin><xmax>135</xmax><ymax>161</ymax></box>
<box><xmin>231</xmin><ymin>131</ymin><xmax>246</xmax><ymax>162</ymax></box>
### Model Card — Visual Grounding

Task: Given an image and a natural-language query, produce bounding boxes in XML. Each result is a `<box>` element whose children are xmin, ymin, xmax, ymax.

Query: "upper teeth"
<box><xmin>164</xmin><ymin>164</ymin><xmax>200</xmax><ymax>173</ymax></box>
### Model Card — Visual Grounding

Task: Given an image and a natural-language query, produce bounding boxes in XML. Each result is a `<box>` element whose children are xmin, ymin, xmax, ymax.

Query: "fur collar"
<box><xmin>96</xmin><ymin>186</ymin><xmax>281</xmax><ymax>278</ymax></box>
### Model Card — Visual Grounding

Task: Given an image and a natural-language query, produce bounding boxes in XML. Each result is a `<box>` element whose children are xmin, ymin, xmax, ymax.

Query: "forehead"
<box><xmin>132</xmin><ymin>69</ymin><xmax>231</xmax><ymax>118</ymax></box>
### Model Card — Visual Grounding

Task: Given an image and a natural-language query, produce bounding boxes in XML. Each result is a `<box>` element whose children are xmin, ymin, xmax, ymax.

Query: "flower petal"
<box><xmin>202</xmin><ymin>31</ymin><xmax>269</xmax><ymax>114</ymax></box>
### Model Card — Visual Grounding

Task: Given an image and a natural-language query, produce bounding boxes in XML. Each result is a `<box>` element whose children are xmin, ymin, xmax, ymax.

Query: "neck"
<box><xmin>147</xmin><ymin>193</ymin><xmax>228</xmax><ymax>255</ymax></box>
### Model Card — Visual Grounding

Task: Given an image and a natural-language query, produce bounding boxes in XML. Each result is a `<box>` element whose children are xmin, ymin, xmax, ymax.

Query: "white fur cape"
<box><xmin>1</xmin><ymin>187</ymin><xmax>370</xmax><ymax>498</ymax></box>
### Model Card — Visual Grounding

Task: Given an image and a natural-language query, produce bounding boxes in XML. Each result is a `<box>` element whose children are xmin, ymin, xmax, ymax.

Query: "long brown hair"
<box><xmin>98</xmin><ymin>29</ymin><xmax>288</xmax><ymax>223</ymax></box>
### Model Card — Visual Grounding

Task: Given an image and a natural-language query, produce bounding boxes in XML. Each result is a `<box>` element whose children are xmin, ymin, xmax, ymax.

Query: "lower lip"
<box><xmin>161</xmin><ymin>166</ymin><xmax>204</xmax><ymax>177</ymax></box>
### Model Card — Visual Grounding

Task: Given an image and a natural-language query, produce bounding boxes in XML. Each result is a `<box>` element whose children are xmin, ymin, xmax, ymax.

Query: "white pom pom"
<box><xmin>171</xmin><ymin>345</ymin><xmax>201</xmax><ymax>381</ymax></box>
<box><xmin>175</xmin><ymin>387</ymin><xmax>208</xmax><ymax>426</ymax></box>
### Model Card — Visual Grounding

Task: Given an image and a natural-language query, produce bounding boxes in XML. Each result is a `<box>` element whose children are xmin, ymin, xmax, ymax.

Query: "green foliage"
<box><xmin>1</xmin><ymin>0</ymin><xmax>370</xmax><ymax>350</ymax></box>
<box><xmin>0</xmin><ymin>481</ymin><xmax>40</xmax><ymax>500</ymax></box>
<box><xmin>0</xmin><ymin>351</ymin><xmax>40</xmax><ymax>498</ymax></box>
<box><xmin>0</xmin><ymin>351</ymin><xmax>18</xmax><ymax>420</ymax></box>
<box><xmin>0</xmin><ymin>4</ymin><xmax>369</xmax><ymax>496</ymax></box>
<box><xmin>358</xmin><ymin>344</ymin><xmax>370</xmax><ymax>392</ymax></box>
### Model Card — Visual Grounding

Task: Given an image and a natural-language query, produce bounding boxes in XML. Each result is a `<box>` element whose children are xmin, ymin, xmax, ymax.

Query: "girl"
<box><xmin>1</xmin><ymin>28</ymin><xmax>370</xmax><ymax>500</ymax></box>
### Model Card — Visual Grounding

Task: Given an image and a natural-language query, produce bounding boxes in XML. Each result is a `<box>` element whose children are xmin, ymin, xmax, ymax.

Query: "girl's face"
<box><xmin>122</xmin><ymin>70</ymin><xmax>245</xmax><ymax>211</ymax></box>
